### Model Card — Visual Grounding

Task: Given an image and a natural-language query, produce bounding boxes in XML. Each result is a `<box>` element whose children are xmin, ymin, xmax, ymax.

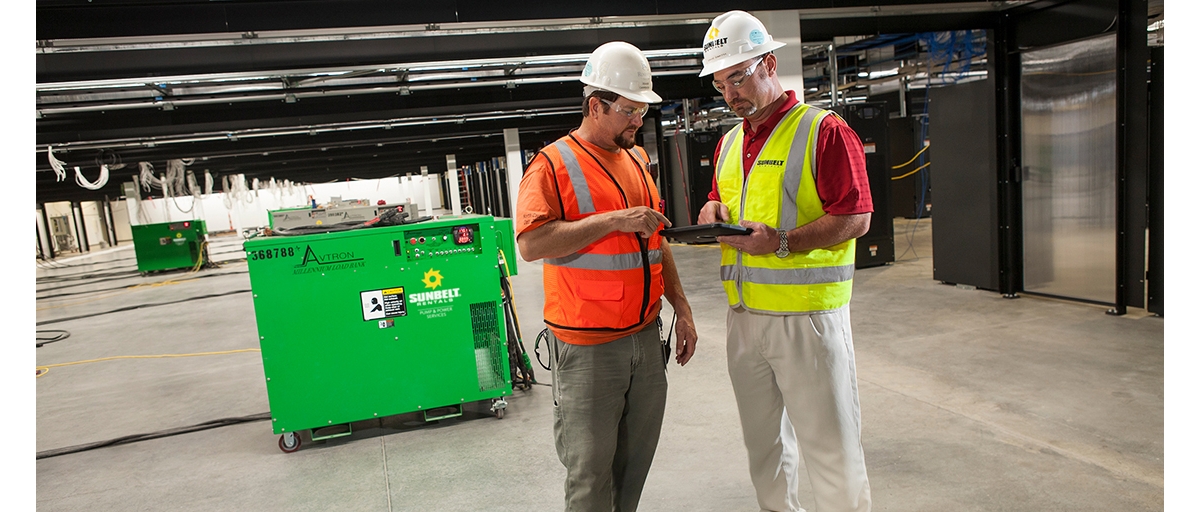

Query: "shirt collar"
<box><xmin>742</xmin><ymin>90</ymin><xmax>800</xmax><ymax>139</ymax></box>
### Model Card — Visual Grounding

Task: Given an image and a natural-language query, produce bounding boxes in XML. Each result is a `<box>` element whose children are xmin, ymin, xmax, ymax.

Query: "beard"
<box><xmin>612</xmin><ymin>127</ymin><xmax>637</xmax><ymax>150</ymax></box>
<box><xmin>730</xmin><ymin>99</ymin><xmax>758</xmax><ymax>118</ymax></box>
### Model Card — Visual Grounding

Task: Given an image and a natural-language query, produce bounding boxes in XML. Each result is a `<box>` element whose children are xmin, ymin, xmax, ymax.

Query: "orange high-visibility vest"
<box><xmin>535</xmin><ymin>133</ymin><xmax>665</xmax><ymax>336</ymax></box>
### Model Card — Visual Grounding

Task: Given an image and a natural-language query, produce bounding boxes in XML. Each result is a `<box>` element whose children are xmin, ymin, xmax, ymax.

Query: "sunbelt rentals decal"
<box><xmin>408</xmin><ymin>267</ymin><xmax>461</xmax><ymax>307</ymax></box>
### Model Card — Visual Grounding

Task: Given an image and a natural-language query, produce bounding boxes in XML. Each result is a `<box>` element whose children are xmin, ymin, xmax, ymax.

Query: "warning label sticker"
<box><xmin>361</xmin><ymin>287</ymin><xmax>407</xmax><ymax>321</ymax></box>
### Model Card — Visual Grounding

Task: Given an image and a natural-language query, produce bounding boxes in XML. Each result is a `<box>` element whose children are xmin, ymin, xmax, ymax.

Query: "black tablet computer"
<box><xmin>660</xmin><ymin>223</ymin><xmax>753</xmax><ymax>243</ymax></box>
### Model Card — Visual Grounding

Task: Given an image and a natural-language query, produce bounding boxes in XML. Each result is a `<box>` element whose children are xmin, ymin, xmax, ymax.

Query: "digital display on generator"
<box><xmin>453</xmin><ymin>225</ymin><xmax>474</xmax><ymax>245</ymax></box>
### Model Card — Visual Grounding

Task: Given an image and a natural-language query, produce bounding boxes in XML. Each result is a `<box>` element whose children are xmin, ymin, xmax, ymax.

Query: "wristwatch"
<box><xmin>775</xmin><ymin>229</ymin><xmax>790</xmax><ymax>258</ymax></box>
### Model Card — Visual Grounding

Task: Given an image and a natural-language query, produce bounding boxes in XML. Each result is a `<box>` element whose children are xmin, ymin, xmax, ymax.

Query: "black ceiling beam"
<box><xmin>37</xmin><ymin>0</ymin><xmax>995</xmax><ymax>40</ymax></box>
<box><xmin>799</xmin><ymin>12</ymin><xmax>1001</xmax><ymax>41</ymax></box>
<box><xmin>37</xmin><ymin>114</ymin><xmax>583</xmax><ymax>175</ymax></box>
<box><xmin>37</xmin><ymin>24</ymin><xmax>708</xmax><ymax>83</ymax></box>
<box><xmin>36</xmin><ymin>90</ymin><xmax>587</xmax><ymax>144</ymax></box>
<box><xmin>36</xmin><ymin>74</ymin><xmax>716</xmax><ymax>148</ymax></box>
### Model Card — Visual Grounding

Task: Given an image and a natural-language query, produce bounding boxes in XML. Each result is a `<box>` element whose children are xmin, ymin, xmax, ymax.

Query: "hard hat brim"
<box><xmin>698</xmin><ymin>40</ymin><xmax>786</xmax><ymax>77</ymax></box>
<box><xmin>620</xmin><ymin>90</ymin><xmax>663</xmax><ymax>104</ymax></box>
<box><xmin>581</xmin><ymin>80</ymin><xmax>663</xmax><ymax>104</ymax></box>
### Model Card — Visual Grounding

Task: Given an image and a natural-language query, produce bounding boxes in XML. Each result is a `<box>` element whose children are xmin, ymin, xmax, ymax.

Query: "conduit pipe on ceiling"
<box><xmin>36</xmin><ymin>107</ymin><xmax>581</xmax><ymax>153</ymax></box>
<box><xmin>36</xmin><ymin>69</ymin><xmax>702</xmax><ymax>116</ymax></box>
<box><xmin>37</xmin><ymin>49</ymin><xmax>703</xmax><ymax>93</ymax></box>
<box><xmin>37</xmin><ymin>14</ymin><xmax>720</xmax><ymax>54</ymax></box>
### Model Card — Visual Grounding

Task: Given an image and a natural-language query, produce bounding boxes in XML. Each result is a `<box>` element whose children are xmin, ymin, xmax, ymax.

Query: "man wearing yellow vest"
<box><xmin>696</xmin><ymin>11</ymin><xmax>873</xmax><ymax>512</ymax></box>
<box><xmin>515</xmin><ymin>41</ymin><xmax>699</xmax><ymax>512</ymax></box>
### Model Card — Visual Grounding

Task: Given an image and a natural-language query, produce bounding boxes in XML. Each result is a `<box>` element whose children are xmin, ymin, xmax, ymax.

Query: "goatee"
<box><xmin>613</xmin><ymin>131</ymin><xmax>636</xmax><ymax>150</ymax></box>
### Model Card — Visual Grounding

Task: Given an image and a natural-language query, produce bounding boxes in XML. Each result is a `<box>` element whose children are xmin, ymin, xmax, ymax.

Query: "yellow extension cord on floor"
<box><xmin>35</xmin><ymin>241</ymin><xmax>261</xmax><ymax>378</ymax></box>
<box><xmin>36</xmin><ymin>348</ymin><xmax>261</xmax><ymax>378</ymax></box>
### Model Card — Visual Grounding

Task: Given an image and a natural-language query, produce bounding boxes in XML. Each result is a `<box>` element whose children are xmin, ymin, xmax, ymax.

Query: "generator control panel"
<box><xmin>394</xmin><ymin>223</ymin><xmax>482</xmax><ymax>261</ymax></box>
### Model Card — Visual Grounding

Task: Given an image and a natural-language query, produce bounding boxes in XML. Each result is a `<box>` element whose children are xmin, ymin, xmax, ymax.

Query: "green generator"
<box><xmin>130</xmin><ymin>220</ymin><xmax>209</xmax><ymax>273</ymax></box>
<box><xmin>244</xmin><ymin>214</ymin><xmax>522</xmax><ymax>452</ymax></box>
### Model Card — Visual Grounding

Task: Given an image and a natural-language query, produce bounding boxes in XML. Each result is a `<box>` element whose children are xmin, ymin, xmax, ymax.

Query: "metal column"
<box><xmin>827</xmin><ymin>44</ymin><xmax>840</xmax><ymax>106</ymax></box>
<box><xmin>420</xmin><ymin>166</ymin><xmax>433</xmax><ymax>217</ymax></box>
<box><xmin>503</xmin><ymin>128</ymin><xmax>523</xmax><ymax>220</ymax></box>
<box><xmin>752</xmin><ymin>9</ymin><xmax>805</xmax><ymax>101</ymax></box>
<box><xmin>72</xmin><ymin>201</ymin><xmax>90</xmax><ymax>253</ymax></box>
<box><xmin>446</xmin><ymin>154</ymin><xmax>463</xmax><ymax>215</ymax></box>
<box><xmin>104</xmin><ymin>198</ymin><xmax>118</xmax><ymax>246</ymax></box>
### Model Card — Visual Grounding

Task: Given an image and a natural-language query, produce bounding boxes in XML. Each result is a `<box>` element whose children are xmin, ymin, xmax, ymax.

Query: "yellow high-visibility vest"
<box><xmin>716</xmin><ymin>103</ymin><xmax>856</xmax><ymax>313</ymax></box>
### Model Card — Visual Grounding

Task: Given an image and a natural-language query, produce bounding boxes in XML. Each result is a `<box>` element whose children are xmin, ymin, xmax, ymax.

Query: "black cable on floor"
<box><xmin>36</xmin><ymin>412</ymin><xmax>272</xmax><ymax>460</ymax></box>
<box><xmin>36</xmin><ymin>268</ymin><xmax>143</xmax><ymax>284</ymax></box>
<box><xmin>36</xmin><ymin>274</ymin><xmax>152</xmax><ymax>294</ymax></box>
<box><xmin>36</xmin><ymin>255</ymin><xmax>139</xmax><ymax>270</ymax></box>
<box><xmin>36</xmin><ymin>330</ymin><xmax>70</xmax><ymax>348</ymax></box>
<box><xmin>36</xmin><ymin>270</ymin><xmax>250</xmax><ymax>299</ymax></box>
<box><xmin>36</xmin><ymin>289</ymin><xmax>252</xmax><ymax>326</ymax></box>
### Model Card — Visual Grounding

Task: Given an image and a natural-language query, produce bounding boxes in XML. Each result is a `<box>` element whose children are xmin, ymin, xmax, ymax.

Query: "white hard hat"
<box><xmin>698</xmin><ymin>10</ymin><xmax>787</xmax><ymax>77</ymax></box>
<box><xmin>580</xmin><ymin>41</ymin><xmax>662</xmax><ymax>104</ymax></box>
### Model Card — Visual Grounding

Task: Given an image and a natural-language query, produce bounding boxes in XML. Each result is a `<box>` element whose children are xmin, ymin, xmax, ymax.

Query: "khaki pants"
<box><xmin>550</xmin><ymin>322</ymin><xmax>668</xmax><ymax>512</ymax></box>
<box><xmin>726</xmin><ymin>306</ymin><xmax>871</xmax><ymax>512</ymax></box>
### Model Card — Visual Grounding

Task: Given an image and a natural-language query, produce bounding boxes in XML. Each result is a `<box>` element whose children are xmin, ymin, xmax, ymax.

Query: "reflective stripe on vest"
<box><xmin>715</xmin><ymin>104</ymin><xmax>856</xmax><ymax>314</ymax></box>
<box><xmin>553</xmin><ymin>140</ymin><xmax>595</xmax><ymax>214</ymax></box>
<box><xmin>780</xmin><ymin>106</ymin><xmax>829</xmax><ymax>230</ymax></box>
<box><xmin>719</xmin><ymin>262</ymin><xmax>854</xmax><ymax>285</ymax></box>
<box><xmin>548</xmin><ymin>249</ymin><xmax>663</xmax><ymax>271</ymax></box>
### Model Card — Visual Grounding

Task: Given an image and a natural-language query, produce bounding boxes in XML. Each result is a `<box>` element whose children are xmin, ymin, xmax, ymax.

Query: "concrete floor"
<box><xmin>34</xmin><ymin>218</ymin><xmax>1164</xmax><ymax>511</ymax></box>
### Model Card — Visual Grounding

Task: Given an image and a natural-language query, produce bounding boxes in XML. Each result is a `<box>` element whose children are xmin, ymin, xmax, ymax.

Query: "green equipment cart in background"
<box><xmin>244</xmin><ymin>214</ymin><xmax>529</xmax><ymax>452</ymax></box>
<box><xmin>130</xmin><ymin>220</ymin><xmax>209</xmax><ymax>274</ymax></box>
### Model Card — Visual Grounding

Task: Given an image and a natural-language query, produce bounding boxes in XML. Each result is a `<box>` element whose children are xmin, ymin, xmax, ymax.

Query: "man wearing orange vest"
<box><xmin>515</xmin><ymin>41</ymin><xmax>698</xmax><ymax>512</ymax></box>
<box><xmin>696</xmin><ymin>11</ymin><xmax>873</xmax><ymax>512</ymax></box>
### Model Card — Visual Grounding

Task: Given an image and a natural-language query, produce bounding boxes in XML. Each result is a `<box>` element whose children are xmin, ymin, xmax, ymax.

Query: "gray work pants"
<box><xmin>549</xmin><ymin>322</ymin><xmax>668</xmax><ymax>512</ymax></box>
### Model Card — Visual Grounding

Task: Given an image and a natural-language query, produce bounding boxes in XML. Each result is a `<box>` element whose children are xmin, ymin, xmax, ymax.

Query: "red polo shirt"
<box><xmin>708</xmin><ymin>91</ymin><xmax>873</xmax><ymax>216</ymax></box>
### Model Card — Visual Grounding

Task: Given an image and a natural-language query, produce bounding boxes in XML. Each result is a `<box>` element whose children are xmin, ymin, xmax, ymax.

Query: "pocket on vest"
<box><xmin>577</xmin><ymin>279</ymin><xmax>624</xmax><ymax>301</ymax></box>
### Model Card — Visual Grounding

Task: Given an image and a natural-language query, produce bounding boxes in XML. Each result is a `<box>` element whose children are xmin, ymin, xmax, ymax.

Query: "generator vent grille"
<box><xmin>469</xmin><ymin>301</ymin><xmax>505</xmax><ymax>391</ymax></box>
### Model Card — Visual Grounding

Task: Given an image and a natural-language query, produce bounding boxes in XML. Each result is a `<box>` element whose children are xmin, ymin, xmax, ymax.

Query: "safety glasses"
<box><xmin>712</xmin><ymin>57</ymin><xmax>764</xmax><ymax>94</ymax></box>
<box><xmin>599</xmin><ymin>98</ymin><xmax>650</xmax><ymax>119</ymax></box>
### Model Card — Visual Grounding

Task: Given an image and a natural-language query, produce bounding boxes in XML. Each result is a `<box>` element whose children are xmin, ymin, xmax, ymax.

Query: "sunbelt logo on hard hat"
<box><xmin>704</xmin><ymin>36</ymin><xmax>728</xmax><ymax>52</ymax></box>
<box><xmin>704</xmin><ymin>25</ymin><xmax>727</xmax><ymax>52</ymax></box>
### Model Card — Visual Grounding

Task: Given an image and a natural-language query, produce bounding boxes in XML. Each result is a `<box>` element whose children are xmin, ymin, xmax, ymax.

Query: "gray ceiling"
<box><xmin>36</xmin><ymin>0</ymin><xmax>1144</xmax><ymax>205</ymax></box>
